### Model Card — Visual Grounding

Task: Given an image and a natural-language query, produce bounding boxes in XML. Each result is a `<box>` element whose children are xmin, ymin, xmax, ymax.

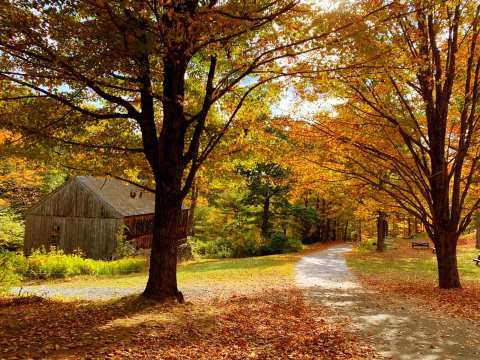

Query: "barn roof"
<box><xmin>76</xmin><ymin>176</ymin><xmax>156</xmax><ymax>217</ymax></box>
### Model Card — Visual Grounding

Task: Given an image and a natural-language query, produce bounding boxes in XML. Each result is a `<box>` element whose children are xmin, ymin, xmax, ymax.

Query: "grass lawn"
<box><xmin>347</xmin><ymin>235</ymin><xmax>480</xmax><ymax>282</ymax></box>
<box><xmin>21</xmin><ymin>252</ymin><xmax>298</xmax><ymax>289</ymax></box>
<box><xmin>346</xmin><ymin>234</ymin><xmax>480</xmax><ymax>323</ymax></box>
<box><xmin>15</xmin><ymin>242</ymin><xmax>338</xmax><ymax>301</ymax></box>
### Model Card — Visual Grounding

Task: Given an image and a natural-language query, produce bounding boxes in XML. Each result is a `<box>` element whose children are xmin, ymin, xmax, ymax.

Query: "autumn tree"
<box><xmin>0</xmin><ymin>0</ymin><xmax>350</xmax><ymax>301</ymax></box>
<box><xmin>310</xmin><ymin>0</ymin><xmax>480</xmax><ymax>288</ymax></box>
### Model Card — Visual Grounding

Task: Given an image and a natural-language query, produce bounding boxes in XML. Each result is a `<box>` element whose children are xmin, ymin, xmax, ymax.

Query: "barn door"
<box><xmin>50</xmin><ymin>218</ymin><xmax>65</xmax><ymax>252</ymax></box>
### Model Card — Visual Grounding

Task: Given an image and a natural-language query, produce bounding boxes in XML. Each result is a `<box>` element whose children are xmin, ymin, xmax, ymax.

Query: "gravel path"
<box><xmin>12</xmin><ymin>284</ymin><xmax>143</xmax><ymax>300</ymax></box>
<box><xmin>11</xmin><ymin>282</ymin><xmax>260</xmax><ymax>302</ymax></box>
<box><xmin>295</xmin><ymin>245</ymin><xmax>480</xmax><ymax>360</ymax></box>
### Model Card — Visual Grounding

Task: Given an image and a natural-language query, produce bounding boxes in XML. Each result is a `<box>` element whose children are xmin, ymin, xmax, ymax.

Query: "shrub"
<box><xmin>0</xmin><ymin>210</ymin><xmax>24</xmax><ymax>250</ymax></box>
<box><xmin>261</xmin><ymin>234</ymin><xmax>303</xmax><ymax>255</ymax></box>
<box><xmin>0</xmin><ymin>250</ymin><xmax>24</xmax><ymax>293</ymax></box>
<box><xmin>355</xmin><ymin>238</ymin><xmax>376</xmax><ymax>252</ymax></box>
<box><xmin>190</xmin><ymin>231</ymin><xmax>303</xmax><ymax>258</ymax></box>
<box><xmin>23</xmin><ymin>248</ymin><xmax>146</xmax><ymax>279</ymax></box>
<box><xmin>114</xmin><ymin>224</ymin><xmax>136</xmax><ymax>259</ymax></box>
<box><xmin>190</xmin><ymin>237</ymin><xmax>233</xmax><ymax>258</ymax></box>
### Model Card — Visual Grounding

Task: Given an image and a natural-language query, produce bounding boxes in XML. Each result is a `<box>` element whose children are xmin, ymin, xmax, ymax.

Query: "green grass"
<box><xmin>28</xmin><ymin>253</ymin><xmax>298</xmax><ymax>289</ymax></box>
<box><xmin>347</xmin><ymin>237</ymin><xmax>480</xmax><ymax>282</ymax></box>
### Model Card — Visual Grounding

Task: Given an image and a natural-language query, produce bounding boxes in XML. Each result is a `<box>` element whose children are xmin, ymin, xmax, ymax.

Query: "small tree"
<box><xmin>239</xmin><ymin>163</ymin><xmax>290</xmax><ymax>238</ymax></box>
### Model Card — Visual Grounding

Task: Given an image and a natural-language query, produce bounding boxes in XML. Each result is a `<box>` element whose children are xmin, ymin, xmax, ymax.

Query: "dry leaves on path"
<box><xmin>357</xmin><ymin>275</ymin><xmax>480</xmax><ymax>324</ymax></box>
<box><xmin>0</xmin><ymin>288</ymin><xmax>376</xmax><ymax>359</ymax></box>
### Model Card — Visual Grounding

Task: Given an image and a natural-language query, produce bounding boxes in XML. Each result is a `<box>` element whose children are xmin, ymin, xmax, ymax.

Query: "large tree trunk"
<box><xmin>142</xmin><ymin>54</ymin><xmax>189</xmax><ymax>302</ymax></box>
<box><xmin>434</xmin><ymin>230</ymin><xmax>461</xmax><ymax>289</ymax></box>
<box><xmin>376</xmin><ymin>212</ymin><xmax>386</xmax><ymax>252</ymax></box>
<box><xmin>144</xmin><ymin>188</ymin><xmax>184</xmax><ymax>302</ymax></box>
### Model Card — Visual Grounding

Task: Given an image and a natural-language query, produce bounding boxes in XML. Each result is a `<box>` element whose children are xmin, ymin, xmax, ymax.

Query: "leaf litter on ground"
<box><xmin>0</xmin><ymin>288</ymin><xmax>377</xmax><ymax>359</ymax></box>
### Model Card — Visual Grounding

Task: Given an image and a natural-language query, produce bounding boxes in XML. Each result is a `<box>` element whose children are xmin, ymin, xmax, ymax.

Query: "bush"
<box><xmin>114</xmin><ymin>224</ymin><xmax>136</xmax><ymax>259</ymax></box>
<box><xmin>23</xmin><ymin>248</ymin><xmax>146</xmax><ymax>279</ymax></box>
<box><xmin>261</xmin><ymin>234</ymin><xmax>303</xmax><ymax>255</ymax></box>
<box><xmin>0</xmin><ymin>210</ymin><xmax>24</xmax><ymax>250</ymax></box>
<box><xmin>0</xmin><ymin>250</ymin><xmax>24</xmax><ymax>293</ymax></box>
<box><xmin>355</xmin><ymin>238</ymin><xmax>376</xmax><ymax>252</ymax></box>
<box><xmin>190</xmin><ymin>237</ymin><xmax>233</xmax><ymax>258</ymax></box>
<box><xmin>190</xmin><ymin>232</ymin><xmax>303</xmax><ymax>259</ymax></box>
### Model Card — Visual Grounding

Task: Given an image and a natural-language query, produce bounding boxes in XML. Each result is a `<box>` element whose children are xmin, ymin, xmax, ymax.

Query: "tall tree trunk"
<box><xmin>434</xmin><ymin>230</ymin><xmax>461</xmax><ymax>289</ymax></box>
<box><xmin>144</xmin><ymin>187</ymin><xmax>184</xmax><ymax>302</ymax></box>
<box><xmin>142</xmin><ymin>54</ymin><xmax>189</xmax><ymax>302</ymax></box>
<box><xmin>261</xmin><ymin>197</ymin><xmax>271</xmax><ymax>238</ymax></box>
<box><xmin>332</xmin><ymin>219</ymin><xmax>337</xmax><ymax>240</ymax></box>
<box><xmin>376</xmin><ymin>212</ymin><xmax>386</xmax><ymax>252</ymax></box>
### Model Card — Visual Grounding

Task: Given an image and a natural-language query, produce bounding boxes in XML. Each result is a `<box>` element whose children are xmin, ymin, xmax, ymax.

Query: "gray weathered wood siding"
<box><xmin>24</xmin><ymin>179</ymin><xmax>123</xmax><ymax>259</ymax></box>
<box><xmin>24</xmin><ymin>215</ymin><xmax>122</xmax><ymax>259</ymax></box>
<box><xmin>28</xmin><ymin>180</ymin><xmax>119</xmax><ymax>218</ymax></box>
<box><xmin>24</xmin><ymin>176</ymin><xmax>189</xmax><ymax>259</ymax></box>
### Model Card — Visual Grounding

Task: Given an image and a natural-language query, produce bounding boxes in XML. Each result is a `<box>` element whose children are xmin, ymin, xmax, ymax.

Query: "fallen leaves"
<box><xmin>0</xmin><ymin>288</ymin><xmax>376</xmax><ymax>359</ymax></box>
<box><xmin>356</xmin><ymin>275</ymin><xmax>480</xmax><ymax>324</ymax></box>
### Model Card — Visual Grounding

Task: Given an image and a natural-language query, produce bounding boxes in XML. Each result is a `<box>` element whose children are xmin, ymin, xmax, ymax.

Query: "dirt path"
<box><xmin>12</xmin><ymin>280</ymin><xmax>284</xmax><ymax>302</ymax></box>
<box><xmin>295</xmin><ymin>245</ymin><xmax>480</xmax><ymax>360</ymax></box>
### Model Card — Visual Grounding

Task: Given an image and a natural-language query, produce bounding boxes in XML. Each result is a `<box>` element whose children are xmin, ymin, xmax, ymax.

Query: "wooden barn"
<box><xmin>24</xmin><ymin>176</ymin><xmax>189</xmax><ymax>259</ymax></box>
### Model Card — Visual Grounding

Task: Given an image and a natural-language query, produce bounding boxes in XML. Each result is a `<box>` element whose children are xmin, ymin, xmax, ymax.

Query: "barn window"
<box><xmin>51</xmin><ymin>225</ymin><xmax>61</xmax><ymax>246</ymax></box>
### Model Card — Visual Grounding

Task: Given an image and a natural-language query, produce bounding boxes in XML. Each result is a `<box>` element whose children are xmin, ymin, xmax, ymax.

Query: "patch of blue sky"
<box><xmin>272</xmin><ymin>85</ymin><xmax>344</xmax><ymax>120</ymax></box>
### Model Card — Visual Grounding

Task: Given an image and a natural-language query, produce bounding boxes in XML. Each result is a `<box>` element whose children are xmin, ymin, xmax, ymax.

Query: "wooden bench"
<box><xmin>411</xmin><ymin>241</ymin><xmax>429</xmax><ymax>249</ymax></box>
<box><xmin>473</xmin><ymin>256</ymin><xmax>480</xmax><ymax>266</ymax></box>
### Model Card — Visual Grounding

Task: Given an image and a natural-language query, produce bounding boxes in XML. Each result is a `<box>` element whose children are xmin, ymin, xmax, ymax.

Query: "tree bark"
<box><xmin>144</xmin><ymin>188</ymin><xmax>184</xmax><ymax>302</ymax></box>
<box><xmin>434</xmin><ymin>230</ymin><xmax>461</xmax><ymax>289</ymax></box>
<box><xmin>325</xmin><ymin>219</ymin><xmax>330</xmax><ymax>242</ymax></box>
<box><xmin>142</xmin><ymin>53</ymin><xmax>189</xmax><ymax>302</ymax></box>
<box><xmin>376</xmin><ymin>212</ymin><xmax>386</xmax><ymax>252</ymax></box>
